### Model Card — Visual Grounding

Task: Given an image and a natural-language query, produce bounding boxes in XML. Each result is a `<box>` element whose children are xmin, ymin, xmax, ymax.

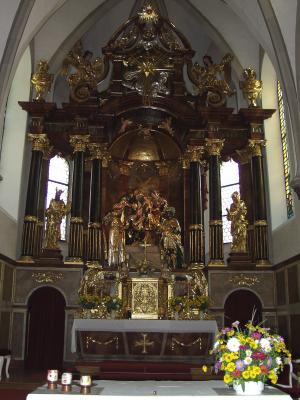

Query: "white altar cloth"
<box><xmin>71</xmin><ymin>319</ymin><xmax>218</xmax><ymax>353</ymax></box>
<box><xmin>27</xmin><ymin>380</ymin><xmax>291</xmax><ymax>399</ymax></box>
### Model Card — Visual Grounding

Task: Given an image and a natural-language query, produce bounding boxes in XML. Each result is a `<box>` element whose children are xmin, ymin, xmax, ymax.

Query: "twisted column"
<box><xmin>20</xmin><ymin>133</ymin><xmax>50</xmax><ymax>262</ymax></box>
<box><xmin>206</xmin><ymin>138</ymin><xmax>225</xmax><ymax>266</ymax></box>
<box><xmin>87</xmin><ymin>143</ymin><xmax>109</xmax><ymax>264</ymax></box>
<box><xmin>248</xmin><ymin>138</ymin><xmax>270</xmax><ymax>266</ymax></box>
<box><xmin>67</xmin><ymin>134</ymin><xmax>89</xmax><ymax>263</ymax></box>
<box><xmin>183</xmin><ymin>145</ymin><xmax>205</xmax><ymax>270</ymax></box>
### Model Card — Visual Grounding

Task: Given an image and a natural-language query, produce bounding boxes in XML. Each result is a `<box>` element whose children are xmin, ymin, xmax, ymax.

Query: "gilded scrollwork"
<box><xmin>229</xmin><ymin>273</ymin><xmax>260</xmax><ymax>288</ymax></box>
<box><xmin>32</xmin><ymin>271</ymin><xmax>63</xmax><ymax>284</ymax></box>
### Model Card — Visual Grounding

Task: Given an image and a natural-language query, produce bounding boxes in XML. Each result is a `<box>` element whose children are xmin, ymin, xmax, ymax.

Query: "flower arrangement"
<box><xmin>104</xmin><ymin>296</ymin><xmax>123</xmax><ymax>313</ymax></box>
<box><xmin>78</xmin><ymin>294</ymin><xmax>101</xmax><ymax>309</ymax></box>
<box><xmin>210</xmin><ymin>320</ymin><xmax>291</xmax><ymax>389</ymax></box>
<box><xmin>169</xmin><ymin>296</ymin><xmax>186</xmax><ymax>313</ymax></box>
<box><xmin>187</xmin><ymin>295</ymin><xmax>209</xmax><ymax>312</ymax></box>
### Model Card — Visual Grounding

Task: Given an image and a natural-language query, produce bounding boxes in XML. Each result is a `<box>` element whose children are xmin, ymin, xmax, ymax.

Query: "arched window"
<box><xmin>277</xmin><ymin>81</ymin><xmax>294</xmax><ymax>219</ymax></box>
<box><xmin>221</xmin><ymin>160</ymin><xmax>240</xmax><ymax>243</ymax></box>
<box><xmin>46</xmin><ymin>156</ymin><xmax>70</xmax><ymax>240</ymax></box>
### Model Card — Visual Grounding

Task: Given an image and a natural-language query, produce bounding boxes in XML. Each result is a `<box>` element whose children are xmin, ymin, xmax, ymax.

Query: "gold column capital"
<box><xmin>248</xmin><ymin>139</ymin><xmax>266</xmax><ymax>157</ymax></box>
<box><xmin>182</xmin><ymin>145</ymin><xmax>205</xmax><ymax>168</ymax></box>
<box><xmin>88</xmin><ymin>143</ymin><xmax>108</xmax><ymax>159</ymax></box>
<box><xmin>69</xmin><ymin>134</ymin><xmax>90</xmax><ymax>152</ymax></box>
<box><xmin>205</xmin><ymin>138</ymin><xmax>224</xmax><ymax>156</ymax></box>
<box><xmin>27</xmin><ymin>133</ymin><xmax>50</xmax><ymax>153</ymax></box>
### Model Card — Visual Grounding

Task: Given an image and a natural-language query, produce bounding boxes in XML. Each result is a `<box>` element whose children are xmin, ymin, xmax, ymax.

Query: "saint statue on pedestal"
<box><xmin>226</xmin><ymin>191</ymin><xmax>248</xmax><ymax>253</ymax></box>
<box><xmin>44</xmin><ymin>189</ymin><xmax>70</xmax><ymax>249</ymax></box>
<box><xmin>160</xmin><ymin>207</ymin><xmax>184</xmax><ymax>269</ymax></box>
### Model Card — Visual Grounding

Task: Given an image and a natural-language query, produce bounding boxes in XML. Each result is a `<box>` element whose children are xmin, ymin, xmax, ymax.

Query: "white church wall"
<box><xmin>0</xmin><ymin>47</ymin><xmax>31</xmax><ymax>258</ymax></box>
<box><xmin>261</xmin><ymin>53</ymin><xmax>286</xmax><ymax>231</ymax></box>
<box><xmin>0</xmin><ymin>0</ymin><xmax>20</xmax><ymax>64</ymax></box>
<box><xmin>271</xmin><ymin>0</ymin><xmax>297</xmax><ymax>82</ymax></box>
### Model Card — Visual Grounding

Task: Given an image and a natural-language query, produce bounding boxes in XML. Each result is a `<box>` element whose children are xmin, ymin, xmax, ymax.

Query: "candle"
<box><xmin>61</xmin><ymin>372</ymin><xmax>72</xmax><ymax>385</ymax></box>
<box><xmin>80</xmin><ymin>375</ymin><xmax>92</xmax><ymax>387</ymax></box>
<box><xmin>47</xmin><ymin>370</ymin><xmax>58</xmax><ymax>382</ymax></box>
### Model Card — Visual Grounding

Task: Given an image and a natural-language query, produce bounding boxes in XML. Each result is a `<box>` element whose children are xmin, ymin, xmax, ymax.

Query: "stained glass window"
<box><xmin>277</xmin><ymin>81</ymin><xmax>294</xmax><ymax>219</ymax></box>
<box><xmin>221</xmin><ymin>159</ymin><xmax>240</xmax><ymax>243</ymax></box>
<box><xmin>46</xmin><ymin>156</ymin><xmax>70</xmax><ymax>240</ymax></box>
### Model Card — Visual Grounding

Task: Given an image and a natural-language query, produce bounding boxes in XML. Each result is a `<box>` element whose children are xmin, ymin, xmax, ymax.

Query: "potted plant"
<box><xmin>78</xmin><ymin>294</ymin><xmax>101</xmax><ymax>309</ymax></box>
<box><xmin>169</xmin><ymin>296</ymin><xmax>186</xmax><ymax>319</ymax></box>
<box><xmin>104</xmin><ymin>296</ymin><xmax>122</xmax><ymax>318</ymax></box>
<box><xmin>188</xmin><ymin>295</ymin><xmax>209</xmax><ymax>319</ymax></box>
<box><xmin>210</xmin><ymin>320</ymin><xmax>291</xmax><ymax>395</ymax></box>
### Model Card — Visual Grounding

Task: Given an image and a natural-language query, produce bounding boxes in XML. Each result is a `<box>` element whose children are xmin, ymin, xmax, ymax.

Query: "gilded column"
<box><xmin>67</xmin><ymin>134</ymin><xmax>90</xmax><ymax>263</ymax></box>
<box><xmin>206</xmin><ymin>138</ymin><xmax>225</xmax><ymax>266</ymax></box>
<box><xmin>248</xmin><ymin>138</ymin><xmax>270</xmax><ymax>266</ymax></box>
<box><xmin>20</xmin><ymin>133</ymin><xmax>50</xmax><ymax>262</ymax></box>
<box><xmin>184</xmin><ymin>145</ymin><xmax>205</xmax><ymax>269</ymax></box>
<box><xmin>87</xmin><ymin>143</ymin><xmax>108</xmax><ymax>264</ymax></box>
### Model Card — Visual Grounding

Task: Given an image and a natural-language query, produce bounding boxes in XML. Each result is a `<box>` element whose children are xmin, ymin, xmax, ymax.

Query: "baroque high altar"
<box><xmin>19</xmin><ymin>3</ymin><xmax>274</xmax><ymax>322</ymax></box>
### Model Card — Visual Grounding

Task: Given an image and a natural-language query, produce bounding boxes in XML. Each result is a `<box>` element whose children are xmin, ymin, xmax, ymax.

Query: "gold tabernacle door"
<box><xmin>131</xmin><ymin>278</ymin><xmax>159</xmax><ymax>319</ymax></box>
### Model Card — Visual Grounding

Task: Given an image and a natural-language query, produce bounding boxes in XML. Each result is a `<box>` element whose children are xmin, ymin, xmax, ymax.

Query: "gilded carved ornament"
<box><xmin>239</xmin><ymin>68</ymin><xmax>262</xmax><ymax>107</ymax></box>
<box><xmin>182</xmin><ymin>145</ymin><xmax>205</xmax><ymax>168</ymax></box>
<box><xmin>61</xmin><ymin>41</ymin><xmax>106</xmax><ymax>103</ymax></box>
<box><xmin>138</xmin><ymin>3</ymin><xmax>159</xmax><ymax>24</ymax></box>
<box><xmin>190</xmin><ymin>53</ymin><xmax>234</xmax><ymax>107</ymax></box>
<box><xmin>24</xmin><ymin>215</ymin><xmax>38</xmax><ymax>222</ymax></box>
<box><xmin>32</xmin><ymin>271</ymin><xmax>63</xmax><ymax>284</ymax></box>
<box><xmin>31</xmin><ymin>60</ymin><xmax>53</xmax><ymax>101</ymax></box>
<box><xmin>205</xmin><ymin>138</ymin><xmax>224</xmax><ymax>156</ymax></box>
<box><xmin>70</xmin><ymin>216</ymin><xmax>84</xmax><ymax>224</ymax></box>
<box><xmin>248</xmin><ymin>139</ymin><xmax>266</xmax><ymax>157</ymax></box>
<box><xmin>229</xmin><ymin>273</ymin><xmax>260</xmax><ymax>288</ymax></box>
<box><xmin>88</xmin><ymin>143</ymin><xmax>109</xmax><ymax>160</ymax></box>
<box><xmin>69</xmin><ymin>135</ymin><xmax>90</xmax><ymax>153</ymax></box>
<box><xmin>27</xmin><ymin>133</ymin><xmax>50</xmax><ymax>153</ymax></box>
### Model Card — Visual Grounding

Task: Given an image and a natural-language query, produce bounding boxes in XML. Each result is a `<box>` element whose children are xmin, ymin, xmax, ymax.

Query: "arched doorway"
<box><xmin>25</xmin><ymin>286</ymin><xmax>66</xmax><ymax>370</ymax></box>
<box><xmin>224</xmin><ymin>289</ymin><xmax>262</xmax><ymax>328</ymax></box>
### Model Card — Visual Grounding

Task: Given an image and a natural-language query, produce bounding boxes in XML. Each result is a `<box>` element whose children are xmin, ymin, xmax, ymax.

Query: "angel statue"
<box><xmin>61</xmin><ymin>41</ymin><xmax>105</xmax><ymax>102</ymax></box>
<box><xmin>44</xmin><ymin>189</ymin><xmax>71</xmax><ymax>249</ymax></box>
<box><xmin>226</xmin><ymin>191</ymin><xmax>248</xmax><ymax>253</ymax></box>
<box><xmin>103</xmin><ymin>211</ymin><xmax>126</xmax><ymax>268</ymax></box>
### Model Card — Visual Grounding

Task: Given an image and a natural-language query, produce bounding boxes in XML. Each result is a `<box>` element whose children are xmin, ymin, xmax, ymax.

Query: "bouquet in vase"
<box><xmin>210</xmin><ymin>320</ymin><xmax>291</xmax><ymax>389</ymax></box>
<box><xmin>104</xmin><ymin>296</ymin><xmax>123</xmax><ymax>313</ymax></box>
<box><xmin>78</xmin><ymin>294</ymin><xmax>101</xmax><ymax>309</ymax></box>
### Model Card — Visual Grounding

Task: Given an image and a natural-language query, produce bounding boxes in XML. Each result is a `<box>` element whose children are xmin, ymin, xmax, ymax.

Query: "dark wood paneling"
<box><xmin>290</xmin><ymin>315</ymin><xmax>300</xmax><ymax>358</ymax></box>
<box><xmin>0</xmin><ymin>311</ymin><xmax>10</xmax><ymax>348</ymax></box>
<box><xmin>2</xmin><ymin>264</ymin><xmax>13</xmax><ymax>302</ymax></box>
<box><xmin>276</xmin><ymin>270</ymin><xmax>286</xmax><ymax>306</ymax></box>
<box><xmin>277</xmin><ymin>315</ymin><xmax>289</xmax><ymax>346</ymax></box>
<box><xmin>288</xmin><ymin>265</ymin><xmax>299</xmax><ymax>304</ymax></box>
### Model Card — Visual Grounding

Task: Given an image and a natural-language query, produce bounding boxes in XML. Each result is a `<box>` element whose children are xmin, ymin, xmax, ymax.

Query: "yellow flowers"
<box><xmin>225</xmin><ymin>362</ymin><xmax>236</xmax><ymax>372</ymax></box>
<box><xmin>242</xmin><ymin>371</ymin><xmax>250</xmax><ymax>380</ymax></box>
<box><xmin>224</xmin><ymin>374</ymin><xmax>233</xmax><ymax>384</ymax></box>
<box><xmin>202</xmin><ymin>365</ymin><xmax>208</xmax><ymax>373</ymax></box>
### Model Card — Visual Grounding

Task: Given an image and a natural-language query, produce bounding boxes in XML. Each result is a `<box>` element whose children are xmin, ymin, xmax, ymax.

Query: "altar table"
<box><xmin>26</xmin><ymin>380</ymin><xmax>292</xmax><ymax>399</ymax></box>
<box><xmin>71</xmin><ymin>319</ymin><xmax>218</xmax><ymax>361</ymax></box>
